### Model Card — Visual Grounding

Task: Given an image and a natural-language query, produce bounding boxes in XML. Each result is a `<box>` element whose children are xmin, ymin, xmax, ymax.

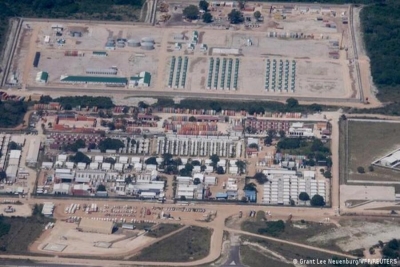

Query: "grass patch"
<box><xmin>241</xmin><ymin>219</ymin><xmax>341</xmax><ymax>251</ymax></box>
<box><xmin>145</xmin><ymin>223</ymin><xmax>183</xmax><ymax>238</ymax></box>
<box><xmin>0</xmin><ymin>205</ymin><xmax>53</xmax><ymax>253</ymax></box>
<box><xmin>347</xmin><ymin>120</ymin><xmax>400</xmax><ymax>182</ymax></box>
<box><xmin>240</xmin><ymin>244</ymin><xmax>292</xmax><ymax>267</ymax></box>
<box><xmin>241</xmin><ymin>218</ymin><xmax>285</xmax><ymax>238</ymax></box>
<box><xmin>241</xmin><ymin>236</ymin><xmax>355</xmax><ymax>267</ymax></box>
<box><xmin>131</xmin><ymin>226</ymin><xmax>212</xmax><ymax>262</ymax></box>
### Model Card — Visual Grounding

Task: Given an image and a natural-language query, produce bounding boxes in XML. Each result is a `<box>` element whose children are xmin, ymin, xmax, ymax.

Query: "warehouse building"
<box><xmin>6</xmin><ymin>165</ymin><xmax>18</xmax><ymax>182</ymax></box>
<box><xmin>53</xmin><ymin>183</ymin><xmax>70</xmax><ymax>194</ymax></box>
<box><xmin>26</xmin><ymin>138</ymin><xmax>41</xmax><ymax>167</ymax></box>
<box><xmin>129</xmin><ymin>72</ymin><xmax>151</xmax><ymax>88</ymax></box>
<box><xmin>36</xmin><ymin>71</ymin><xmax>49</xmax><ymax>83</ymax></box>
<box><xmin>60</xmin><ymin>75</ymin><xmax>127</xmax><ymax>86</ymax></box>
<box><xmin>78</xmin><ymin>218</ymin><xmax>114</xmax><ymax>234</ymax></box>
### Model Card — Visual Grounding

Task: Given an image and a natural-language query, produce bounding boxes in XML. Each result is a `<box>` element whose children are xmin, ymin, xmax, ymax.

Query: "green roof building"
<box><xmin>36</xmin><ymin>71</ymin><xmax>48</xmax><ymax>83</ymax></box>
<box><xmin>92</xmin><ymin>51</ymin><xmax>108</xmax><ymax>57</ymax></box>
<box><xmin>129</xmin><ymin>71</ymin><xmax>151</xmax><ymax>87</ymax></box>
<box><xmin>60</xmin><ymin>75</ymin><xmax>127</xmax><ymax>85</ymax></box>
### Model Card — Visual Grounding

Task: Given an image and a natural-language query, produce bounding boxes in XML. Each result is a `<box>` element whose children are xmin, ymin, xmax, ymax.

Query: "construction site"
<box><xmin>5</xmin><ymin>3</ymin><xmax>363</xmax><ymax>101</ymax></box>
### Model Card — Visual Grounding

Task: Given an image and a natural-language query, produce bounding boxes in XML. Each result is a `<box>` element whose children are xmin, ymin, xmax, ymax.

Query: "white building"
<box><xmin>229</xmin><ymin>166</ymin><xmax>239</xmax><ymax>175</ymax></box>
<box><xmin>288</xmin><ymin>122</ymin><xmax>314</xmax><ymax>137</ymax></box>
<box><xmin>204</xmin><ymin>176</ymin><xmax>217</xmax><ymax>185</ymax></box>
<box><xmin>25</xmin><ymin>139</ymin><xmax>41</xmax><ymax>167</ymax></box>
<box><xmin>55</xmin><ymin>169</ymin><xmax>75</xmax><ymax>182</ymax></box>
<box><xmin>77</xmin><ymin>162</ymin><xmax>87</xmax><ymax>170</ymax></box>
<box><xmin>57</xmin><ymin>154</ymin><xmax>68</xmax><ymax>162</ymax></box>
<box><xmin>119</xmin><ymin>156</ymin><xmax>129</xmax><ymax>164</ymax></box>
<box><xmin>75</xmin><ymin>170</ymin><xmax>106</xmax><ymax>183</ymax></box>
<box><xmin>41</xmin><ymin>162</ymin><xmax>53</xmax><ymax>169</ymax></box>
<box><xmin>89</xmin><ymin>162</ymin><xmax>99</xmax><ymax>170</ymax></box>
<box><xmin>54</xmin><ymin>183</ymin><xmax>70</xmax><ymax>194</ymax></box>
<box><xmin>9</xmin><ymin>150</ymin><xmax>21</xmax><ymax>160</ymax></box>
<box><xmin>94</xmin><ymin>156</ymin><xmax>104</xmax><ymax>163</ymax></box>
<box><xmin>176</xmin><ymin>184</ymin><xmax>197</xmax><ymax>199</ymax></box>
<box><xmin>6</xmin><ymin>165</ymin><xmax>18</xmax><ymax>181</ymax></box>
<box><xmin>380</xmin><ymin>150</ymin><xmax>400</xmax><ymax>167</ymax></box>
<box><xmin>65</xmin><ymin>162</ymin><xmax>75</xmax><ymax>169</ymax></box>
<box><xmin>114</xmin><ymin>163</ymin><xmax>124</xmax><ymax>171</ymax></box>
<box><xmin>176</xmin><ymin>176</ymin><xmax>192</xmax><ymax>184</ymax></box>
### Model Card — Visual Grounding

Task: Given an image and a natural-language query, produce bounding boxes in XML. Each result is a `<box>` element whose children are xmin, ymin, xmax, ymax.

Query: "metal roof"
<box><xmin>60</xmin><ymin>75</ymin><xmax>127</xmax><ymax>84</ymax></box>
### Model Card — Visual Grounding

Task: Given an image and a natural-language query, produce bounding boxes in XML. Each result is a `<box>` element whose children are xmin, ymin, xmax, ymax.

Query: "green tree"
<box><xmin>210</xmin><ymin>154</ymin><xmax>220</xmax><ymax>169</ymax></box>
<box><xmin>138</xmin><ymin>101</ymin><xmax>149</xmax><ymax>109</ymax></box>
<box><xmin>189</xmin><ymin>116</ymin><xmax>197</xmax><ymax>122</ymax></box>
<box><xmin>299</xmin><ymin>192</ymin><xmax>310</xmax><ymax>201</ymax></box>
<box><xmin>125</xmin><ymin>175</ymin><xmax>133</xmax><ymax>185</ymax></box>
<box><xmin>145</xmin><ymin>157</ymin><xmax>158</xmax><ymax>165</ymax></box>
<box><xmin>199</xmin><ymin>0</ymin><xmax>209</xmax><ymax>11</ymax></box>
<box><xmin>278</xmin><ymin>130</ymin><xmax>286</xmax><ymax>138</ymax></box>
<box><xmin>368</xmin><ymin>165</ymin><xmax>374</xmax><ymax>172</ymax></box>
<box><xmin>286</xmin><ymin>98</ymin><xmax>299</xmax><ymax>108</ymax></box>
<box><xmin>0</xmin><ymin>171</ymin><xmax>6</xmax><ymax>182</ymax></box>
<box><xmin>70</xmin><ymin>152</ymin><xmax>91</xmax><ymax>164</ymax></box>
<box><xmin>244</xmin><ymin>182</ymin><xmax>257</xmax><ymax>192</ymax></box>
<box><xmin>191</xmin><ymin>160</ymin><xmax>201</xmax><ymax>166</ymax></box>
<box><xmin>264</xmin><ymin>136</ymin><xmax>273</xmax><ymax>145</ymax></box>
<box><xmin>248</xmin><ymin>143</ymin><xmax>259</xmax><ymax>150</ymax></box>
<box><xmin>97</xmin><ymin>184</ymin><xmax>106</xmax><ymax>191</ymax></box>
<box><xmin>162</xmin><ymin>153</ymin><xmax>173</xmax><ymax>165</ymax></box>
<box><xmin>228</xmin><ymin>9</ymin><xmax>244</xmax><ymax>24</ymax></box>
<box><xmin>193</xmin><ymin>177</ymin><xmax>202</xmax><ymax>185</ymax></box>
<box><xmin>235</xmin><ymin>160</ymin><xmax>246</xmax><ymax>175</ymax></box>
<box><xmin>64</xmin><ymin>139</ymin><xmax>86</xmax><ymax>152</ymax></box>
<box><xmin>254</xmin><ymin>11</ymin><xmax>261</xmax><ymax>20</ymax></box>
<box><xmin>203</xmin><ymin>12</ymin><xmax>213</xmax><ymax>23</ymax></box>
<box><xmin>183</xmin><ymin>5</ymin><xmax>199</xmax><ymax>20</ymax></box>
<box><xmin>217</xmin><ymin>166</ymin><xmax>225</xmax><ymax>174</ymax></box>
<box><xmin>8</xmin><ymin>141</ymin><xmax>19</xmax><ymax>150</ymax></box>
<box><xmin>122</xmin><ymin>106</ymin><xmax>129</xmax><ymax>114</ymax></box>
<box><xmin>323</xmin><ymin>171</ymin><xmax>332</xmax><ymax>178</ymax></box>
<box><xmin>254</xmin><ymin>172</ymin><xmax>268</xmax><ymax>184</ymax></box>
<box><xmin>310</xmin><ymin>194</ymin><xmax>325</xmax><ymax>207</ymax></box>
<box><xmin>104</xmin><ymin>157</ymin><xmax>116</xmax><ymax>164</ymax></box>
<box><xmin>98</xmin><ymin>138</ymin><xmax>125</xmax><ymax>152</ymax></box>
<box><xmin>357</xmin><ymin>166</ymin><xmax>365</xmax><ymax>173</ymax></box>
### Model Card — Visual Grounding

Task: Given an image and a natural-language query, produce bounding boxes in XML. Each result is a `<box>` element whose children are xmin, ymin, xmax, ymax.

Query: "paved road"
<box><xmin>221</xmin><ymin>246</ymin><xmax>245</xmax><ymax>267</ymax></box>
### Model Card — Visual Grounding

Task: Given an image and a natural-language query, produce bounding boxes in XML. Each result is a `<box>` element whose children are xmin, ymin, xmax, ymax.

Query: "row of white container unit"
<box><xmin>128</xmin><ymin>138</ymin><xmax>151</xmax><ymax>154</ymax></box>
<box><xmin>156</xmin><ymin>137</ymin><xmax>239</xmax><ymax>157</ymax></box>
<box><xmin>176</xmin><ymin>174</ymin><xmax>217</xmax><ymax>186</ymax></box>
<box><xmin>51</xmin><ymin>156</ymin><xmax>143</xmax><ymax>168</ymax></box>
<box><xmin>0</xmin><ymin>134</ymin><xmax>12</xmax><ymax>169</ymax></box>
<box><xmin>262</xmin><ymin>178</ymin><xmax>326</xmax><ymax>205</ymax></box>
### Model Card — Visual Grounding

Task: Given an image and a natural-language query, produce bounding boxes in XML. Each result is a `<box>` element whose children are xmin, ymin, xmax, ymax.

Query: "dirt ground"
<box><xmin>0</xmin><ymin>203</ymin><xmax>32</xmax><ymax>217</ymax></box>
<box><xmin>10</xmin><ymin>14</ymin><xmax>358</xmax><ymax>101</ymax></box>
<box><xmin>32</xmin><ymin>221</ymin><xmax>155</xmax><ymax>256</ymax></box>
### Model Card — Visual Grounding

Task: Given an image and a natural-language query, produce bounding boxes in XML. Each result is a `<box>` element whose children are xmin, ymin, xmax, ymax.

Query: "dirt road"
<box><xmin>226</xmin><ymin>228</ymin><xmax>358</xmax><ymax>260</ymax></box>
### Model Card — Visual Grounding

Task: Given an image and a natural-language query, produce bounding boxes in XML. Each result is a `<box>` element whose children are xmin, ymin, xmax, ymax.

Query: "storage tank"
<box><xmin>141</xmin><ymin>42</ymin><xmax>154</xmax><ymax>50</ymax></box>
<box><xmin>141</xmin><ymin>37</ymin><xmax>154</xmax><ymax>44</ymax></box>
<box><xmin>127</xmin><ymin>39</ymin><xmax>141</xmax><ymax>47</ymax></box>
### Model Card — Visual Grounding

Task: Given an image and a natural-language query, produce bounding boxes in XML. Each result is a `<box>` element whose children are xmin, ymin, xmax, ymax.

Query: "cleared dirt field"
<box><xmin>347</xmin><ymin>120</ymin><xmax>400</xmax><ymax>182</ymax></box>
<box><xmin>11</xmin><ymin>16</ymin><xmax>356</xmax><ymax>101</ymax></box>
